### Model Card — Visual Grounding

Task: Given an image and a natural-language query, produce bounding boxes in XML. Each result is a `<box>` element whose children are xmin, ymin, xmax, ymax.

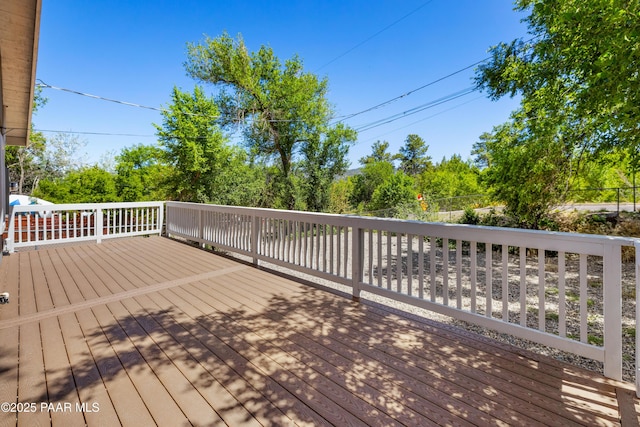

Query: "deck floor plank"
<box><xmin>118</xmin><ymin>296</ymin><xmax>264</xmax><ymax>427</ymax></box>
<box><xmin>158</xmin><ymin>286</ymin><xmax>367</xmax><ymax>427</ymax></box>
<box><xmin>227</xmin><ymin>268</ymin><xmax>618</xmax><ymax>425</ymax></box>
<box><xmin>56</xmin><ymin>312</ymin><xmax>121</xmax><ymax>427</ymax></box>
<box><xmin>74</xmin><ymin>308</ymin><xmax>156</xmax><ymax>427</ymax></box>
<box><xmin>39</xmin><ymin>318</ymin><xmax>86</xmax><ymax>426</ymax></box>
<box><xmin>0</xmin><ymin>328</ymin><xmax>19</xmax><ymax>427</ymax></box>
<box><xmin>190</xmin><ymin>270</ymin><xmax>557</xmax><ymax>427</ymax></box>
<box><xmin>106</xmin><ymin>299</ymin><xmax>228</xmax><ymax>427</ymax></box>
<box><xmin>142</xmin><ymin>290</ymin><xmax>331</xmax><ymax>426</ymax></box>
<box><xmin>181</xmin><ymin>276</ymin><xmax>480</xmax><ymax>427</ymax></box>
<box><xmin>17</xmin><ymin>322</ymin><xmax>50</xmax><ymax>426</ymax></box>
<box><xmin>89</xmin><ymin>303</ymin><xmax>190</xmax><ymax>426</ymax></box>
<box><xmin>0</xmin><ymin>236</ymin><xmax>636</xmax><ymax>426</ymax></box>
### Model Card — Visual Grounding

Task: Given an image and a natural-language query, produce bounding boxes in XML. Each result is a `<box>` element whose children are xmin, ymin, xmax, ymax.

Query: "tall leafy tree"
<box><xmin>369</xmin><ymin>172</ymin><xmax>416</xmax><ymax>217</ymax></box>
<box><xmin>476</xmin><ymin>0</ymin><xmax>640</xmax><ymax>154</ymax></box>
<box><xmin>474</xmin><ymin>0</ymin><xmax>640</xmax><ymax>226</ymax></box>
<box><xmin>34</xmin><ymin>166</ymin><xmax>119</xmax><ymax>203</ymax></box>
<box><xmin>115</xmin><ymin>144</ymin><xmax>168</xmax><ymax>201</ymax></box>
<box><xmin>155</xmin><ymin>86</ymin><xmax>230</xmax><ymax>203</ymax></box>
<box><xmin>359</xmin><ymin>140</ymin><xmax>393</xmax><ymax>165</ymax></box>
<box><xmin>350</xmin><ymin>160</ymin><xmax>395</xmax><ymax>210</ymax></box>
<box><xmin>395</xmin><ymin>134</ymin><xmax>431</xmax><ymax>176</ymax></box>
<box><xmin>301</xmin><ymin>123</ymin><xmax>356</xmax><ymax>211</ymax></box>
<box><xmin>418</xmin><ymin>154</ymin><xmax>482</xmax><ymax>202</ymax></box>
<box><xmin>478</xmin><ymin>114</ymin><xmax>573</xmax><ymax>228</ymax></box>
<box><xmin>184</xmin><ymin>32</ymin><xmax>355</xmax><ymax>209</ymax></box>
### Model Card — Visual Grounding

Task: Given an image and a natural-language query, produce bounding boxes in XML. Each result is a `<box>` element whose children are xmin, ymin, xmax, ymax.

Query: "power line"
<box><xmin>35</xmin><ymin>128</ymin><xmax>157</xmax><ymax>138</ymax></box>
<box><xmin>315</xmin><ymin>0</ymin><xmax>436</xmax><ymax>72</ymax></box>
<box><xmin>359</xmin><ymin>94</ymin><xmax>484</xmax><ymax>144</ymax></box>
<box><xmin>332</xmin><ymin>35</ymin><xmax>540</xmax><ymax>125</ymax></box>
<box><xmin>37</xmin><ymin>80</ymin><xmax>169</xmax><ymax>113</ymax></box>
<box><xmin>354</xmin><ymin>87</ymin><xmax>476</xmax><ymax>132</ymax></box>
<box><xmin>332</xmin><ymin>58</ymin><xmax>488</xmax><ymax>124</ymax></box>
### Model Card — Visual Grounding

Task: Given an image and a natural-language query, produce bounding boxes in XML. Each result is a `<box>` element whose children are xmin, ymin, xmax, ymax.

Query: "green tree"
<box><xmin>418</xmin><ymin>154</ymin><xmax>482</xmax><ymax>204</ymax></box>
<box><xmin>155</xmin><ymin>86</ymin><xmax>232</xmax><ymax>203</ymax></box>
<box><xmin>39</xmin><ymin>133</ymin><xmax>87</xmax><ymax>180</ymax></box>
<box><xmin>6</xmin><ymin>86</ymin><xmax>47</xmax><ymax>194</ymax></box>
<box><xmin>359</xmin><ymin>140</ymin><xmax>393</xmax><ymax>165</ymax></box>
<box><xmin>350</xmin><ymin>160</ymin><xmax>395</xmax><ymax>209</ymax></box>
<box><xmin>471</xmin><ymin>132</ymin><xmax>493</xmax><ymax>170</ymax></box>
<box><xmin>479</xmin><ymin>116</ymin><xmax>572</xmax><ymax>228</ymax></box>
<box><xmin>6</xmin><ymin>132</ymin><xmax>45</xmax><ymax>195</ymax></box>
<box><xmin>34</xmin><ymin>166</ymin><xmax>119</xmax><ymax>203</ymax></box>
<box><xmin>476</xmin><ymin>0</ymin><xmax>640</xmax><ymax>155</ymax></box>
<box><xmin>328</xmin><ymin>177</ymin><xmax>354</xmax><ymax>214</ymax></box>
<box><xmin>369</xmin><ymin>172</ymin><xmax>416</xmax><ymax>217</ymax></box>
<box><xmin>184</xmin><ymin>32</ymin><xmax>355</xmax><ymax>209</ymax></box>
<box><xmin>115</xmin><ymin>144</ymin><xmax>168</xmax><ymax>201</ymax></box>
<box><xmin>301</xmin><ymin>124</ymin><xmax>356</xmax><ymax>211</ymax></box>
<box><xmin>394</xmin><ymin>134</ymin><xmax>431</xmax><ymax>176</ymax></box>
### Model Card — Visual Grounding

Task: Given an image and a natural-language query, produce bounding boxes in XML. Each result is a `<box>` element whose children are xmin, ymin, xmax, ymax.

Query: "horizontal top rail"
<box><xmin>10</xmin><ymin>201</ymin><xmax>164</xmax><ymax>213</ymax></box>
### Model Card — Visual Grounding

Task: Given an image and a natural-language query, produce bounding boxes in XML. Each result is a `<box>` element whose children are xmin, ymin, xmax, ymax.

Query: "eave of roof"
<box><xmin>0</xmin><ymin>0</ymin><xmax>42</xmax><ymax>146</ymax></box>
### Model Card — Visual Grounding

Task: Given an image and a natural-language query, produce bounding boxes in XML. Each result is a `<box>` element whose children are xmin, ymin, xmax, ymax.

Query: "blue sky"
<box><xmin>35</xmin><ymin>0</ymin><xmax>528</xmax><ymax>168</ymax></box>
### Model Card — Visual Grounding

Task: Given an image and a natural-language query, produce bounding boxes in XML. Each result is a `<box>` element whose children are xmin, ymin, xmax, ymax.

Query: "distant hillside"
<box><xmin>337</xmin><ymin>168</ymin><xmax>362</xmax><ymax>179</ymax></box>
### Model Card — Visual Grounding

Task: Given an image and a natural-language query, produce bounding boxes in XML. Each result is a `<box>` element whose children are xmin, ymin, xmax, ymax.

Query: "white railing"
<box><xmin>167</xmin><ymin>201</ymin><xmax>640</xmax><ymax>392</ymax></box>
<box><xmin>5</xmin><ymin>201</ymin><xmax>164</xmax><ymax>252</ymax></box>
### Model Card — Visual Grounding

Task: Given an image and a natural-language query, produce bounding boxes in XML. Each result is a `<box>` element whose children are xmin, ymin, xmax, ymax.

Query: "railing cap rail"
<box><xmin>10</xmin><ymin>201</ymin><xmax>164</xmax><ymax>212</ymax></box>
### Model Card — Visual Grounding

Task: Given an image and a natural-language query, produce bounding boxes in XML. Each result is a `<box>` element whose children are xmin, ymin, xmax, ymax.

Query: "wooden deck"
<box><xmin>0</xmin><ymin>236</ymin><xmax>637</xmax><ymax>426</ymax></box>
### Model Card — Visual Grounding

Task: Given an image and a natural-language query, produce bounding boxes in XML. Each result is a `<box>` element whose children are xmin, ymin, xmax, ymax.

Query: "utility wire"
<box><xmin>359</xmin><ymin>94</ymin><xmax>484</xmax><ymax>144</ymax></box>
<box><xmin>332</xmin><ymin>58</ymin><xmax>488</xmax><ymax>124</ymax></box>
<box><xmin>34</xmin><ymin>128</ymin><xmax>157</xmax><ymax>138</ymax></box>
<box><xmin>37</xmin><ymin>80</ymin><xmax>169</xmax><ymax>113</ymax></box>
<box><xmin>332</xmin><ymin>35</ymin><xmax>539</xmax><ymax>125</ymax></box>
<box><xmin>315</xmin><ymin>0</ymin><xmax>435</xmax><ymax>72</ymax></box>
<box><xmin>354</xmin><ymin>87</ymin><xmax>475</xmax><ymax>132</ymax></box>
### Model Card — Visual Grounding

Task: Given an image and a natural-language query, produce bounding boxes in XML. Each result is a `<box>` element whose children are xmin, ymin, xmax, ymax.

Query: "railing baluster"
<box><xmin>470</xmin><ymin>241</ymin><xmax>477</xmax><ymax>313</ymax></box>
<box><xmin>430</xmin><ymin>236</ymin><xmax>436</xmax><ymax>302</ymax></box>
<box><xmin>368</xmin><ymin>229</ymin><xmax>373</xmax><ymax>283</ymax></box>
<box><xmin>407</xmin><ymin>234</ymin><xmax>413</xmax><ymax>296</ymax></box>
<box><xmin>377</xmin><ymin>230</ymin><xmax>382</xmax><ymax>288</ymax></box>
<box><xmin>344</xmin><ymin>226</ymin><xmax>349</xmax><ymax>279</ymax></box>
<box><xmin>486</xmin><ymin>243</ymin><xmax>492</xmax><ymax>318</ymax></box>
<box><xmin>418</xmin><ymin>236</ymin><xmax>424</xmax><ymax>299</ymax></box>
<box><xmin>558</xmin><ymin>251</ymin><xmax>566</xmax><ymax>337</ymax></box>
<box><xmin>456</xmin><ymin>240</ymin><xmax>462</xmax><ymax>309</ymax></box>
<box><xmin>538</xmin><ymin>249</ymin><xmax>545</xmax><ymax>331</ymax></box>
<box><xmin>443</xmin><ymin>238</ymin><xmax>449</xmax><ymax>306</ymax></box>
<box><xmin>580</xmin><ymin>253</ymin><xmax>588</xmax><ymax>343</ymax></box>
<box><xmin>520</xmin><ymin>247</ymin><xmax>526</xmax><ymax>327</ymax></box>
<box><xmin>386</xmin><ymin>232</ymin><xmax>392</xmax><ymax>290</ymax></box>
<box><xmin>502</xmin><ymin>245</ymin><xmax>509</xmax><ymax>322</ymax></box>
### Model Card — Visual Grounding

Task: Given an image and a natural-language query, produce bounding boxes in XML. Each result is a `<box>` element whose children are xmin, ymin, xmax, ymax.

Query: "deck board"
<box><xmin>0</xmin><ymin>236</ymin><xmax>636</xmax><ymax>426</ymax></box>
<box><xmin>205</xmin><ymin>269</ymin><xmax>563</xmax><ymax>426</ymax></box>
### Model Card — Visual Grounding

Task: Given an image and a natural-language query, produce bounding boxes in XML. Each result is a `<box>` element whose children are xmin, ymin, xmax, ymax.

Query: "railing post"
<box><xmin>158</xmin><ymin>203</ymin><xmax>165</xmax><ymax>236</ymax></box>
<box><xmin>351</xmin><ymin>224</ymin><xmax>363</xmax><ymax>302</ymax></box>
<box><xmin>96</xmin><ymin>208</ymin><xmax>104</xmax><ymax>244</ymax></box>
<box><xmin>198</xmin><ymin>209</ymin><xmax>204</xmax><ymax>249</ymax></box>
<box><xmin>6</xmin><ymin>206</ymin><xmax>14</xmax><ymax>253</ymax></box>
<box><xmin>252</xmin><ymin>215</ymin><xmax>260</xmax><ymax>266</ymax></box>
<box><xmin>603</xmin><ymin>243</ymin><xmax>622</xmax><ymax>381</ymax></box>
